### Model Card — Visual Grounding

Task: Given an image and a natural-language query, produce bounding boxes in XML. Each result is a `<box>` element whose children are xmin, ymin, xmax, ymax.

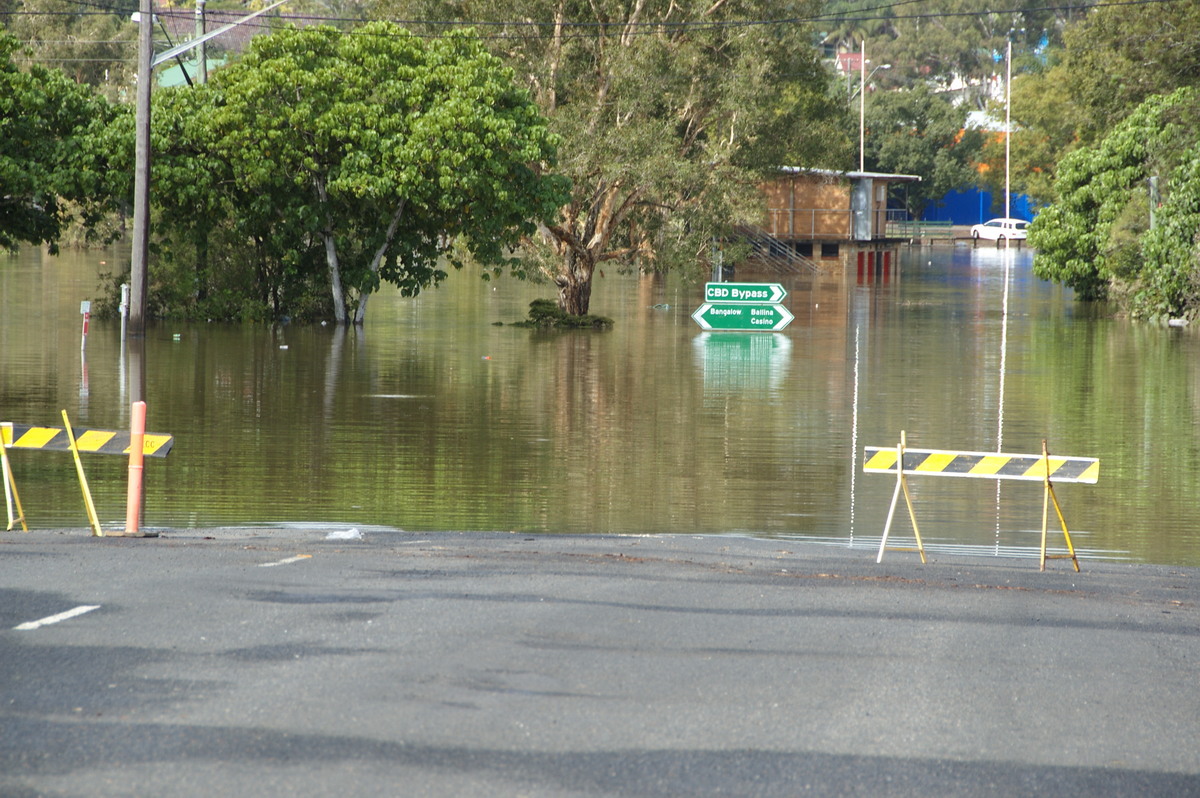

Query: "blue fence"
<box><xmin>922</xmin><ymin>187</ymin><xmax>1034</xmax><ymax>225</ymax></box>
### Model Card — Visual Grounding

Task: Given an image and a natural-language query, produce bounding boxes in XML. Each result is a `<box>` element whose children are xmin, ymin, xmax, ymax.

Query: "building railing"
<box><xmin>765</xmin><ymin>207</ymin><xmax>920</xmax><ymax>241</ymax></box>
<box><xmin>885</xmin><ymin>219</ymin><xmax>954</xmax><ymax>240</ymax></box>
<box><xmin>764</xmin><ymin>208</ymin><xmax>853</xmax><ymax>240</ymax></box>
<box><xmin>734</xmin><ymin>226</ymin><xmax>821</xmax><ymax>273</ymax></box>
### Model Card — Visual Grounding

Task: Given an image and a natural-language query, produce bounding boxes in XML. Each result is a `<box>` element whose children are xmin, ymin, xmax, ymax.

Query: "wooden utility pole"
<box><xmin>195</xmin><ymin>0</ymin><xmax>207</xmax><ymax>83</ymax></box>
<box><xmin>129</xmin><ymin>0</ymin><xmax>153</xmax><ymax>340</ymax></box>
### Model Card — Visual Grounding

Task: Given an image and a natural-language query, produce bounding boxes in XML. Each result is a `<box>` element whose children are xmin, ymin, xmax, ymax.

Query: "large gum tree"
<box><xmin>379</xmin><ymin>0</ymin><xmax>845</xmax><ymax>316</ymax></box>
<box><xmin>204</xmin><ymin>22</ymin><xmax>568</xmax><ymax>324</ymax></box>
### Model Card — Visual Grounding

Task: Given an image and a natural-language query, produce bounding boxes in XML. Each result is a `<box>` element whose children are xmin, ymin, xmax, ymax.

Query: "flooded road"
<box><xmin>3</xmin><ymin>244</ymin><xmax>1199</xmax><ymax>565</ymax></box>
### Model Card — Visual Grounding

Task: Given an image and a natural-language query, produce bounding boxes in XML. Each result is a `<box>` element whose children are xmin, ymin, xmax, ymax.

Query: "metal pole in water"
<box><xmin>120</xmin><ymin>284</ymin><xmax>129</xmax><ymax>343</ymax></box>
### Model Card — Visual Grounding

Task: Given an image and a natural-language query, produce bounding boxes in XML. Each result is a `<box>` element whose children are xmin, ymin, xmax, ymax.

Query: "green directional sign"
<box><xmin>704</xmin><ymin>282</ymin><xmax>787</xmax><ymax>304</ymax></box>
<box><xmin>691</xmin><ymin>302</ymin><xmax>794</xmax><ymax>332</ymax></box>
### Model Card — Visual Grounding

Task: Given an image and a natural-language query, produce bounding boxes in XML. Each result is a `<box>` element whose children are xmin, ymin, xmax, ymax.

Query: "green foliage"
<box><xmin>380</xmin><ymin>0</ymin><xmax>844</xmax><ymax>315</ymax></box>
<box><xmin>199</xmin><ymin>22</ymin><xmax>568</xmax><ymax>324</ymax></box>
<box><xmin>1030</xmin><ymin>87</ymin><xmax>1200</xmax><ymax>316</ymax></box>
<box><xmin>0</xmin><ymin>31</ymin><xmax>118</xmax><ymax>253</ymax></box>
<box><xmin>90</xmin><ymin>22</ymin><xmax>568</xmax><ymax>323</ymax></box>
<box><xmin>1</xmin><ymin>0</ymin><xmax>135</xmax><ymax>98</ymax></box>
<box><xmin>862</xmin><ymin>83</ymin><xmax>981</xmax><ymax>215</ymax></box>
<box><xmin>1002</xmin><ymin>0</ymin><xmax>1200</xmax><ymax>204</ymax></box>
<box><xmin>997</xmin><ymin>64</ymin><xmax>1077</xmax><ymax>205</ymax></box>
<box><xmin>855</xmin><ymin>1</ymin><xmax>1071</xmax><ymax>110</ymax></box>
<box><xmin>512</xmin><ymin>298</ymin><xmax>613</xmax><ymax>329</ymax></box>
<box><xmin>1061</xmin><ymin>1</ymin><xmax>1200</xmax><ymax>147</ymax></box>
<box><xmin>1134</xmin><ymin>157</ymin><xmax>1200</xmax><ymax>321</ymax></box>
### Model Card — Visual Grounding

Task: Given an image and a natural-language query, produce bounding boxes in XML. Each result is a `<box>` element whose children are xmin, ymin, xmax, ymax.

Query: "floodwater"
<box><xmin>3</xmin><ymin>243</ymin><xmax>1200</xmax><ymax>567</ymax></box>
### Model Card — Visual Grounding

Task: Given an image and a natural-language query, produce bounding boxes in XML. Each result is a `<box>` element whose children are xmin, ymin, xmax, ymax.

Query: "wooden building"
<box><xmin>758</xmin><ymin>167</ymin><xmax>921</xmax><ymax>277</ymax></box>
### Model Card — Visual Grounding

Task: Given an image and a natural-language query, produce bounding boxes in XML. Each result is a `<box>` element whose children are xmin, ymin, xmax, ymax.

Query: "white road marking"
<box><xmin>15</xmin><ymin>605</ymin><xmax>101</xmax><ymax>631</ymax></box>
<box><xmin>258</xmin><ymin>554</ymin><xmax>313</xmax><ymax>568</ymax></box>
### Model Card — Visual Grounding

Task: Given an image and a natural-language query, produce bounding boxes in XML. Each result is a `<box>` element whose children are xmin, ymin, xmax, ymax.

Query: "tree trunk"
<box><xmin>314</xmin><ymin>176</ymin><xmax>347</xmax><ymax>324</ymax></box>
<box><xmin>322</xmin><ymin>230</ymin><xmax>347</xmax><ymax>325</ymax></box>
<box><xmin>556</xmin><ymin>249</ymin><xmax>595</xmax><ymax>315</ymax></box>
<box><xmin>352</xmin><ymin>199</ymin><xmax>407</xmax><ymax>326</ymax></box>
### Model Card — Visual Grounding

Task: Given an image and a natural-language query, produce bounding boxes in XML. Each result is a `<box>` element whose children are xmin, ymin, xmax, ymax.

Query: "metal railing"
<box><xmin>733</xmin><ymin>226</ymin><xmax>822</xmax><ymax>274</ymax></box>
<box><xmin>884</xmin><ymin>219</ymin><xmax>954</xmax><ymax>240</ymax></box>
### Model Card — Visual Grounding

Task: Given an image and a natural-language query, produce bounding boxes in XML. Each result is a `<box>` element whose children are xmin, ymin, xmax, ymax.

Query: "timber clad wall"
<box><xmin>762</xmin><ymin>174</ymin><xmax>853</xmax><ymax>240</ymax></box>
<box><xmin>760</xmin><ymin>169</ymin><xmax>915</xmax><ymax>244</ymax></box>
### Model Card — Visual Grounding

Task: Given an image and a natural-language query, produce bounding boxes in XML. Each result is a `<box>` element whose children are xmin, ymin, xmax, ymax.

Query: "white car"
<box><xmin>970</xmin><ymin>218</ymin><xmax>1028</xmax><ymax>241</ymax></box>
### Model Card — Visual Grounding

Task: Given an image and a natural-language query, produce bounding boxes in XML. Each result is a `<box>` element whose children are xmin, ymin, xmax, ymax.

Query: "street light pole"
<box><xmin>859</xmin><ymin>40</ymin><xmax>866</xmax><ymax>173</ymax></box>
<box><xmin>854</xmin><ymin>49</ymin><xmax>890</xmax><ymax>173</ymax></box>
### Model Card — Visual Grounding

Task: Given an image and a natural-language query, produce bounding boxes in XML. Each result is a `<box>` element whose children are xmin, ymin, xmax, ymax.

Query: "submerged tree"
<box><xmin>202</xmin><ymin>22</ymin><xmax>567</xmax><ymax>324</ymax></box>
<box><xmin>379</xmin><ymin>0</ymin><xmax>845</xmax><ymax>316</ymax></box>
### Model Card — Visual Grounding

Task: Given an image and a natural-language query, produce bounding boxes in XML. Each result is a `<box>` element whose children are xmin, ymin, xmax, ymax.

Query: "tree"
<box><xmin>995</xmin><ymin>0</ymin><xmax>1200</xmax><ymax>205</ymax></box>
<box><xmin>201</xmin><ymin>22</ymin><xmax>568</xmax><ymax>324</ymax></box>
<box><xmin>1029</xmin><ymin>87</ymin><xmax>1200</xmax><ymax>315</ymax></box>
<box><xmin>0</xmin><ymin>31</ymin><xmax>117</xmax><ymax>253</ymax></box>
<box><xmin>977</xmin><ymin>58</ymin><xmax>1083</xmax><ymax>205</ymax></box>
<box><xmin>862</xmin><ymin>83</ymin><xmax>982</xmax><ymax>216</ymax></box>
<box><xmin>2</xmin><ymin>0</ymin><xmax>136</xmax><ymax>99</ymax></box>
<box><xmin>379</xmin><ymin>0</ymin><xmax>845</xmax><ymax>316</ymax></box>
<box><xmin>1060</xmin><ymin>0</ymin><xmax>1200</xmax><ymax>147</ymax></box>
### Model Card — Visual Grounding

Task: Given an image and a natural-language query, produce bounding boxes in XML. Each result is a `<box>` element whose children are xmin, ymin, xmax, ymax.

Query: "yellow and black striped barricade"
<box><xmin>3</xmin><ymin>422</ymin><xmax>173</xmax><ymax>458</ymax></box>
<box><xmin>2</xmin><ymin>416</ymin><xmax>173</xmax><ymax>535</ymax></box>
<box><xmin>863</xmin><ymin>431</ymin><xmax>1099</xmax><ymax>571</ymax></box>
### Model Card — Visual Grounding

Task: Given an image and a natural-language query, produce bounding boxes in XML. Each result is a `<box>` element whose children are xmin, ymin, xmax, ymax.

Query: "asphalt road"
<box><xmin>2</xmin><ymin>527</ymin><xmax>1198</xmax><ymax>797</ymax></box>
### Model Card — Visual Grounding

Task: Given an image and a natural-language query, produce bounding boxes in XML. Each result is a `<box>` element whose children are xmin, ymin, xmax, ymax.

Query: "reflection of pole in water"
<box><xmin>849</xmin><ymin>322</ymin><xmax>861</xmax><ymax>546</ymax></box>
<box><xmin>80</xmin><ymin>350</ymin><xmax>89</xmax><ymax>405</ymax></box>
<box><xmin>995</xmin><ymin>249</ymin><xmax>1013</xmax><ymax>552</ymax></box>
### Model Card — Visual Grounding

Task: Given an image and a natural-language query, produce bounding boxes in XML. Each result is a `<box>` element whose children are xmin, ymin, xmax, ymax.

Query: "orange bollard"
<box><xmin>125</xmin><ymin>401</ymin><xmax>146</xmax><ymax>535</ymax></box>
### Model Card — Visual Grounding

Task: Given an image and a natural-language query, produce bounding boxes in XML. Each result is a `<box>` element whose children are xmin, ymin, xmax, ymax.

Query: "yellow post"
<box><xmin>61</xmin><ymin>411</ymin><xmax>103</xmax><ymax>537</ymax></box>
<box><xmin>1039</xmin><ymin>440</ymin><xmax>1080</xmax><ymax>572</ymax></box>
<box><xmin>1</xmin><ymin>422</ymin><xmax>28</xmax><ymax>532</ymax></box>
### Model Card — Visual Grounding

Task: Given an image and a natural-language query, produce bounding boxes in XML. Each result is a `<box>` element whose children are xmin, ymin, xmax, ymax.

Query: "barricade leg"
<box><xmin>876</xmin><ymin>431</ymin><xmax>926</xmax><ymax>563</ymax></box>
<box><xmin>877</xmin><ymin>468</ymin><xmax>903</xmax><ymax>563</ymax></box>
<box><xmin>1040</xmin><ymin>441</ymin><xmax>1080</xmax><ymax>572</ymax></box>
<box><xmin>61</xmin><ymin>411</ymin><xmax>103</xmax><ymax>537</ymax></box>
<box><xmin>2</xmin><ymin>423</ymin><xmax>28</xmax><ymax>532</ymax></box>
<box><xmin>900</xmin><ymin>468</ymin><xmax>926</xmax><ymax>563</ymax></box>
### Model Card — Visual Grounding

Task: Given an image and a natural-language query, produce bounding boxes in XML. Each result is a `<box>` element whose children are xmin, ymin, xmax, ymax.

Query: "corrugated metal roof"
<box><xmin>777</xmin><ymin>167</ymin><xmax>922</xmax><ymax>183</ymax></box>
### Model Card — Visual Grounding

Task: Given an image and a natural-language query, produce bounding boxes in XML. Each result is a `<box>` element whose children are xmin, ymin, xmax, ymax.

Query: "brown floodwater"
<box><xmin>3</xmin><ymin>243</ymin><xmax>1199</xmax><ymax>566</ymax></box>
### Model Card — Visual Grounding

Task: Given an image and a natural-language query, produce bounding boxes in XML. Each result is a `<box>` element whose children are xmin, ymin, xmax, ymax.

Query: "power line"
<box><xmin>6</xmin><ymin>0</ymin><xmax>1188</xmax><ymax>58</ymax></box>
<box><xmin>6</xmin><ymin>0</ymin><xmax>1185</xmax><ymax>29</ymax></box>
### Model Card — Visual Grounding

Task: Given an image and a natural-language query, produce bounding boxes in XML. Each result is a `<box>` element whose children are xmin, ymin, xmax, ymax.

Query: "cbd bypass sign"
<box><xmin>704</xmin><ymin>283</ymin><xmax>787</xmax><ymax>304</ymax></box>
<box><xmin>692</xmin><ymin>283</ymin><xmax>793</xmax><ymax>332</ymax></box>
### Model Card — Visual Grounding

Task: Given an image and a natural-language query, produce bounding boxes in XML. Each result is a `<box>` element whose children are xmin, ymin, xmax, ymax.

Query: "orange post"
<box><xmin>125</xmin><ymin>401</ymin><xmax>146</xmax><ymax>535</ymax></box>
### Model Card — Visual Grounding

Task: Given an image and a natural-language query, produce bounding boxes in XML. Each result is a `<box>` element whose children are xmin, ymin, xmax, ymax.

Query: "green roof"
<box><xmin>157</xmin><ymin>57</ymin><xmax>227</xmax><ymax>88</ymax></box>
